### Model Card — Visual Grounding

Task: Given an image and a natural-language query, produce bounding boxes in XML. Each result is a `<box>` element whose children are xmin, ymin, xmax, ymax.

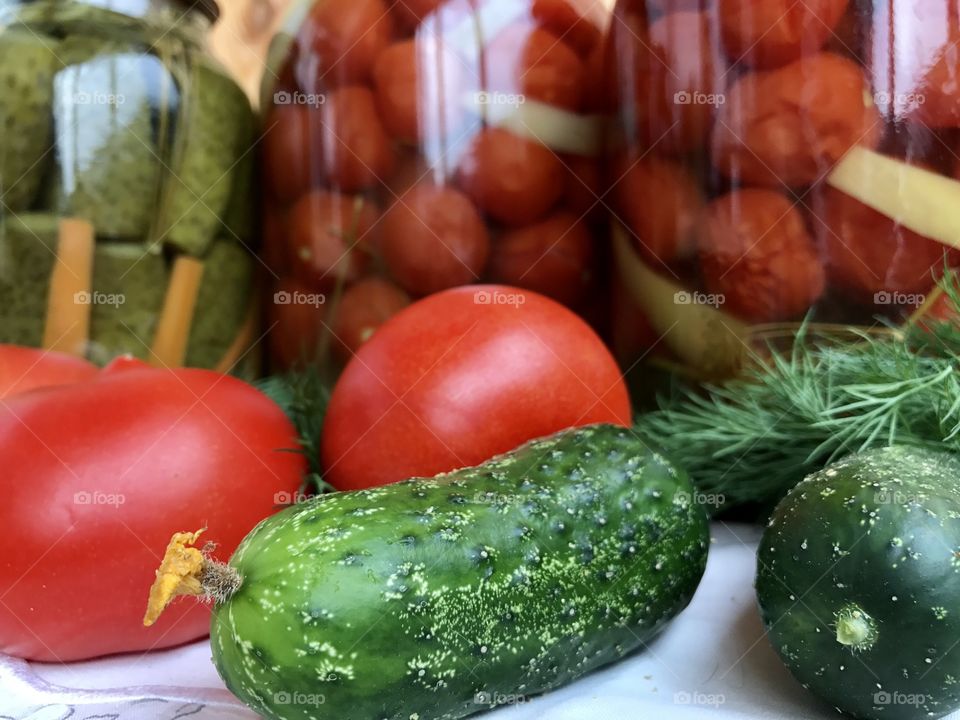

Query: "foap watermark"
<box><xmin>74</xmin><ymin>90</ymin><xmax>125</xmax><ymax>106</ymax></box>
<box><xmin>474</xmin><ymin>691</ymin><xmax>528</xmax><ymax>706</ymax></box>
<box><xmin>674</xmin><ymin>691</ymin><xmax>726</xmax><ymax>707</ymax></box>
<box><xmin>274</xmin><ymin>289</ymin><xmax>325</xmax><ymax>308</ymax></box>
<box><xmin>74</xmin><ymin>490</ymin><xmax>125</xmax><ymax>507</ymax></box>
<box><xmin>273</xmin><ymin>691</ymin><xmax>326</xmax><ymax>707</ymax></box>
<box><xmin>675</xmin><ymin>489</ymin><xmax>725</xmax><ymax>509</ymax></box>
<box><xmin>474</xmin><ymin>90</ymin><xmax>526</xmax><ymax>108</ymax></box>
<box><xmin>674</xmin><ymin>290</ymin><xmax>725</xmax><ymax>308</ymax></box>
<box><xmin>874</xmin><ymin>91</ymin><xmax>925</xmax><ymax>110</ymax></box>
<box><xmin>74</xmin><ymin>290</ymin><xmax>125</xmax><ymax>307</ymax></box>
<box><xmin>875</xmin><ymin>489</ymin><xmax>923</xmax><ymax>506</ymax></box>
<box><xmin>474</xmin><ymin>289</ymin><xmax>526</xmax><ymax>308</ymax></box>
<box><xmin>874</xmin><ymin>290</ymin><xmax>924</xmax><ymax>306</ymax></box>
<box><xmin>674</xmin><ymin>90</ymin><xmax>725</xmax><ymax>106</ymax></box>
<box><xmin>274</xmin><ymin>89</ymin><xmax>326</xmax><ymax>108</ymax></box>
<box><xmin>874</xmin><ymin>691</ymin><xmax>926</xmax><ymax>708</ymax></box>
<box><xmin>274</xmin><ymin>490</ymin><xmax>311</xmax><ymax>507</ymax></box>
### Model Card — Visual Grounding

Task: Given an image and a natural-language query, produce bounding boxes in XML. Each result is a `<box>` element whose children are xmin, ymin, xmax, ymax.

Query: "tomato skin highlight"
<box><xmin>0</xmin><ymin>345</ymin><xmax>97</xmax><ymax>399</ymax></box>
<box><xmin>321</xmin><ymin>285</ymin><xmax>631</xmax><ymax>490</ymax></box>
<box><xmin>0</xmin><ymin>367</ymin><xmax>305</xmax><ymax>661</ymax></box>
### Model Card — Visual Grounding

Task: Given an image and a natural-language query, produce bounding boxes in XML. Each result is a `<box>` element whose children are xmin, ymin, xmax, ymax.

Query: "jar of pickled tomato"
<box><xmin>260</xmin><ymin>0</ymin><xmax>612</xmax><ymax>371</ymax></box>
<box><xmin>607</xmin><ymin>0</ymin><xmax>960</xmax><ymax>378</ymax></box>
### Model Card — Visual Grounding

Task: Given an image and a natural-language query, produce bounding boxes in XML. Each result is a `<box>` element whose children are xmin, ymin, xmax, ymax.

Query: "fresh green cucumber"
<box><xmin>208</xmin><ymin>424</ymin><xmax>708</xmax><ymax>719</ymax></box>
<box><xmin>756</xmin><ymin>446</ymin><xmax>960</xmax><ymax>720</ymax></box>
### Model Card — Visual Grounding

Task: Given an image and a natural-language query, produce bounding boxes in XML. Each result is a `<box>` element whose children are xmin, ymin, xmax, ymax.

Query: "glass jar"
<box><xmin>607</xmin><ymin>0</ymin><xmax>960</xmax><ymax>379</ymax></box>
<box><xmin>260</xmin><ymin>0</ymin><xmax>612</xmax><ymax>372</ymax></box>
<box><xmin>0</xmin><ymin>0</ymin><xmax>259</xmax><ymax>374</ymax></box>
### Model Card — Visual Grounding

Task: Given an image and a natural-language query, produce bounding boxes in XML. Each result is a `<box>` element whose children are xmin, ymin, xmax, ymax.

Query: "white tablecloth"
<box><xmin>3</xmin><ymin>523</ymin><xmax>954</xmax><ymax>720</ymax></box>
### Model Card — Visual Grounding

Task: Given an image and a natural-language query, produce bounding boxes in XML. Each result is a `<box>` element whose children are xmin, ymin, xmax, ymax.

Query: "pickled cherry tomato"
<box><xmin>485</xmin><ymin>23</ymin><xmax>586</xmax><ymax>111</ymax></box>
<box><xmin>718</xmin><ymin>0</ymin><xmax>850</xmax><ymax>69</ymax></box>
<box><xmin>269</xmin><ymin>277</ymin><xmax>328</xmax><ymax>371</ymax></box>
<box><xmin>611</xmin><ymin>156</ymin><xmax>704</xmax><ymax>266</ymax></box>
<box><xmin>813</xmin><ymin>184</ymin><xmax>957</xmax><ymax>301</ymax></box>
<box><xmin>332</xmin><ymin>278</ymin><xmax>411</xmax><ymax>360</ymax></box>
<box><xmin>288</xmin><ymin>190</ymin><xmax>379</xmax><ymax>288</ymax></box>
<box><xmin>298</xmin><ymin>0</ymin><xmax>393</xmax><ymax>87</ymax></box>
<box><xmin>321</xmin><ymin>86</ymin><xmax>396</xmax><ymax>192</ymax></box>
<box><xmin>633</xmin><ymin>11</ymin><xmax>727</xmax><ymax>155</ymax></box>
<box><xmin>701</xmin><ymin>189</ymin><xmax>825</xmax><ymax>322</ymax></box>
<box><xmin>262</xmin><ymin>105</ymin><xmax>322</xmax><ymax>203</ymax></box>
<box><xmin>373</xmin><ymin>39</ymin><xmax>465</xmax><ymax>144</ymax></box>
<box><xmin>531</xmin><ymin>0</ymin><xmax>603</xmax><ymax>57</ymax></box>
<box><xmin>457</xmin><ymin>128</ymin><xmax>565</xmax><ymax>226</ymax></box>
<box><xmin>380</xmin><ymin>184</ymin><xmax>491</xmax><ymax>295</ymax></box>
<box><xmin>711</xmin><ymin>53</ymin><xmax>880</xmax><ymax>188</ymax></box>
<box><xmin>488</xmin><ymin>212</ymin><xmax>593</xmax><ymax>306</ymax></box>
<box><xmin>611</xmin><ymin>277</ymin><xmax>663</xmax><ymax>364</ymax></box>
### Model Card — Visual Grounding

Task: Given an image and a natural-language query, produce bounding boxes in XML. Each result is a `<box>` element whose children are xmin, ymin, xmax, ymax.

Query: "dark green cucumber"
<box><xmin>757</xmin><ymin>446</ymin><xmax>960</xmax><ymax>720</ymax></box>
<box><xmin>210</xmin><ymin>424</ymin><xmax>709</xmax><ymax>720</ymax></box>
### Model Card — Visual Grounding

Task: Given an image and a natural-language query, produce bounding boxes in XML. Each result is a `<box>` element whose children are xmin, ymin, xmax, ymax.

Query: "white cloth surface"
<box><xmin>2</xmin><ymin>523</ymin><xmax>954</xmax><ymax>719</ymax></box>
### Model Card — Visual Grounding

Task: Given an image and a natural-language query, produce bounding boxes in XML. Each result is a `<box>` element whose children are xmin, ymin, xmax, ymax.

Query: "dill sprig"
<box><xmin>256</xmin><ymin>366</ymin><xmax>332</xmax><ymax>494</ymax></box>
<box><xmin>634</xmin><ymin>274</ymin><xmax>960</xmax><ymax>515</ymax></box>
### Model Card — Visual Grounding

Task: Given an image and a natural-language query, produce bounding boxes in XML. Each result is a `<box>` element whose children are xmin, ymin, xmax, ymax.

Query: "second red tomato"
<box><xmin>321</xmin><ymin>285</ymin><xmax>631</xmax><ymax>490</ymax></box>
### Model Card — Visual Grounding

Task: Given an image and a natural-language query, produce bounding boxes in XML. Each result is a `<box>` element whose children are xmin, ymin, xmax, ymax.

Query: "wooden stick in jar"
<box><xmin>42</xmin><ymin>218</ymin><xmax>95</xmax><ymax>357</ymax></box>
<box><xmin>150</xmin><ymin>255</ymin><xmax>205</xmax><ymax>368</ymax></box>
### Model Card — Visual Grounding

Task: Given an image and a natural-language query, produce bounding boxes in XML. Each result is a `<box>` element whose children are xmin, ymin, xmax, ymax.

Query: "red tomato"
<box><xmin>718</xmin><ymin>0</ymin><xmax>850</xmax><ymax>69</ymax></box>
<box><xmin>485</xmin><ymin>23</ymin><xmax>586</xmax><ymax>111</ymax></box>
<box><xmin>269</xmin><ymin>277</ymin><xmax>330</xmax><ymax>370</ymax></box>
<box><xmin>0</xmin><ymin>345</ymin><xmax>97</xmax><ymax>399</ymax></box>
<box><xmin>701</xmin><ymin>189</ymin><xmax>826</xmax><ymax>321</ymax></box>
<box><xmin>261</xmin><ymin>105</ymin><xmax>322</xmax><ymax>203</ymax></box>
<box><xmin>630</xmin><ymin>10</ymin><xmax>727</xmax><ymax>155</ymax></box>
<box><xmin>332</xmin><ymin>278</ymin><xmax>411</xmax><ymax>360</ymax></box>
<box><xmin>321</xmin><ymin>285</ymin><xmax>631</xmax><ymax>490</ymax></box>
<box><xmin>712</xmin><ymin>53</ymin><xmax>881</xmax><ymax>187</ymax></box>
<box><xmin>297</xmin><ymin>0</ymin><xmax>394</xmax><ymax>87</ymax></box>
<box><xmin>457</xmin><ymin>128</ymin><xmax>564</xmax><ymax>226</ymax></box>
<box><xmin>611</xmin><ymin>155</ymin><xmax>704</xmax><ymax>266</ymax></box>
<box><xmin>320</xmin><ymin>86</ymin><xmax>396</xmax><ymax>192</ymax></box>
<box><xmin>288</xmin><ymin>190</ymin><xmax>379</xmax><ymax>288</ymax></box>
<box><xmin>869</xmin><ymin>3</ymin><xmax>960</xmax><ymax>127</ymax></box>
<box><xmin>488</xmin><ymin>212</ymin><xmax>594</xmax><ymax>306</ymax></box>
<box><xmin>812</xmin><ymin>184</ymin><xmax>957</xmax><ymax>301</ymax></box>
<box><xmin>372</xmin><ymin>38</ymin><xmax>465</xmax><ymax>144</ymax></box>
<box><xmin>0</xmin><ymin>365</ymin><xmax>304</xmax><ymax>661</ymax></box>
<box><xmin>380</xmin><ymin>184</ymin><xmax>491</xmax><ymax>295</ymax></box>
<box><xmin>531</xmin><ymin>0</ymin><xmax>603</xmax><ymax>57</ymax></box>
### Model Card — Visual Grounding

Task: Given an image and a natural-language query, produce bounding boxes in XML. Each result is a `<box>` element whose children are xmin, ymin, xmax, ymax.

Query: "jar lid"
<box><xmin>176</xmin><ymin>0</ymin><xmax>219</xmax><ymax>22</ymax></box>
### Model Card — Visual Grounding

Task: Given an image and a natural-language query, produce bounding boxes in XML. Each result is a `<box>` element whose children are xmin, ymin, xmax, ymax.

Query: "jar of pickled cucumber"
<box><xmin>607</xmin><ymin>0</ymin><xmax>960</xmax><ymax>379</ymax></box>
<box><xmin>0</xmin><ymin>0</ymin><xmax>259</xmax><ymax>374</ymax></box>
<box><xmin>259</xmin><ymin>0</ymin><xmax>612</xmax><ymax>372</ymax></box>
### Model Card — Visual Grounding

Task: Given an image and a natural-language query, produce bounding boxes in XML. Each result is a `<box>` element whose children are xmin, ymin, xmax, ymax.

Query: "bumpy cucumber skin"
<box><xmin>211</xmin><ymin>424</ymin><xmax>709</xmax><ymax>720</ymax></box>
<box><xmin>757</xmin><ymin>447</ymin><xmax>960</xmax><ymax>720</ymax></box>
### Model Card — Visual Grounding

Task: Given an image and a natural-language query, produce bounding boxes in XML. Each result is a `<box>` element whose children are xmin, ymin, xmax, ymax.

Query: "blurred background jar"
<box><xmin>607</xmin><ymin>0</ymin><xmax>960</xmax><ymax>380</ymax></box>
<box><xmin>259</xmin><ymin>0</ymin><xmax>615</xmax><ymax>373</ymax></box>
<box><xmin>0</xmin><ymin>0</ymin><xmax>259</xmax><ymax>374</ymax></box>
